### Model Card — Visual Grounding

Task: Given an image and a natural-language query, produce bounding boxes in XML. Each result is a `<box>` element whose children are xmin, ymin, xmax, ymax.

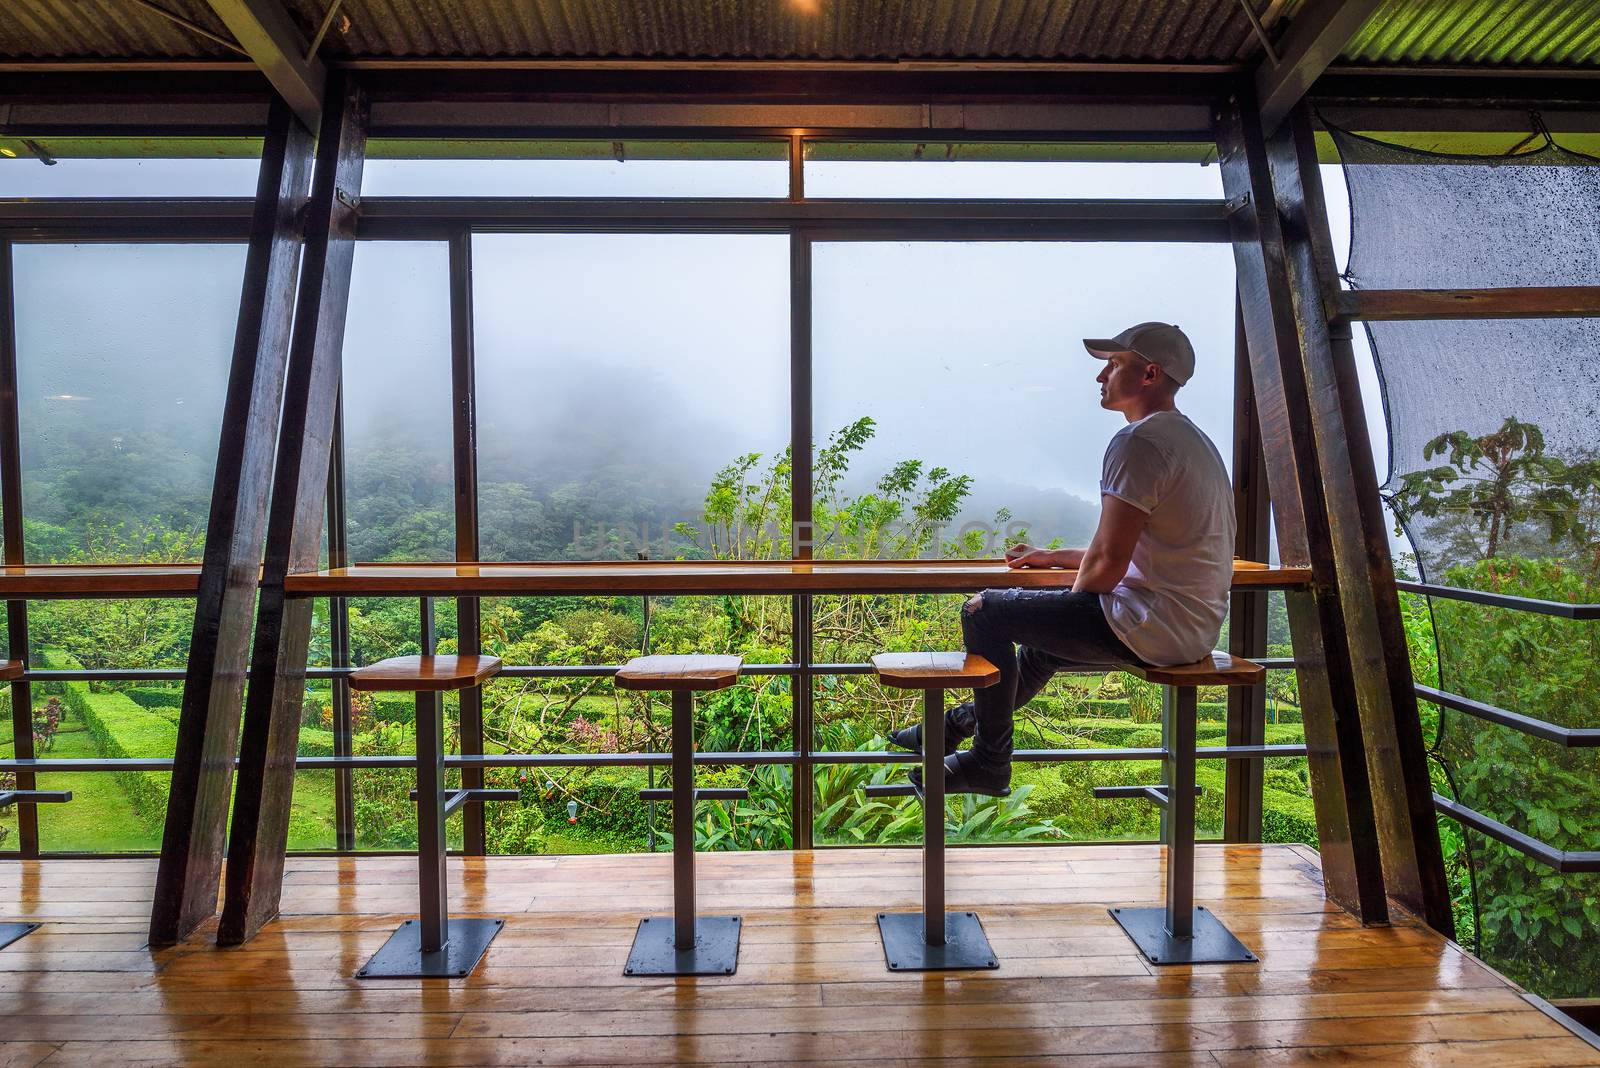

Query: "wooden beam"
<box><xmin>0</xmin><ymin>238</ymin><xmax>40</xmax><ymax>858</ymax></box>
<box><xmin>219</xmin><ymin>74</ymin><xmax>366</xmax><ymax>946</ymax></box>
<box><xmin>1224</xmin><ymin>296</ymin><xmax>1271</xmax><ymax>844</ymax></box>
<box><xmin>1274</xmin><ymin>104</ymin><xmax>1454</xmax><ymax>934</ymax></box>
<box><xmin>1216</xmin><ymin>96</ymin><xmax>1391</xmax><ymax>926</ymax></box>
<box><xmin>1255</xmin><ymin>0</ymin><xmax>1385</xmax><ymax>132</ymax></box>
<box><xmin>201</xmin><ymin>0</ymin><xmax>325</xmax><ymax>130</ymax></box>
<box><xmin>149</xmin><ymin>98</ymin><xmax>314</xmax><ymax>946</ymax></box>
<box><xmin>1334</xmin><ymin>286</ymin><xmax>1600</xmax><ymax>322</ymax></box>
<box><xmin>449</xmin><ymin>231</ymin><xmax>488</xmax><ymax>857</ymax></box>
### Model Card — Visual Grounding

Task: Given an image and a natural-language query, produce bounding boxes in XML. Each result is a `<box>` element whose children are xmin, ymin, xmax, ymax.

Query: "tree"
<box><xmin>1393</xmin><ymin>417</ymin><xmax>1597</xmax><ymax>562</ymax></box>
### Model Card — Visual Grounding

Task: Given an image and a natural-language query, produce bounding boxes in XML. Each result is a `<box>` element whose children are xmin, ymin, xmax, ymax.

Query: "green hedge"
<box><xmin>298</xmin><ymin>728</ymin><xmax>336</xmax><ymax>757</ymax></box>
<box><xmin>362</xmin><ymin>693</ymin><xmax>419</xmax><ymax>725</ymax></box>
<box><xmin>1081</xmin><ymin>699</ymin><xmax>1230</xmax><ymax>721</ymax></box>
<box><xmin>123</xmin><ymin>687</ymin><xmax>184</xmax><ymax>712</ymax></box>
<box><xmin>1261</xmin><ymin>786</ymin><xmax>1318</xmax><ymax>845</ymax></box>
<box><xmin>1063</xmin><ymin>717</ymin><xmax>1232</xmax><ymax>748</ymax></box>
<box><xmin>40</xmin><ymin>649</ymin><xmax>175</xmax><ymax>831</ymax></box>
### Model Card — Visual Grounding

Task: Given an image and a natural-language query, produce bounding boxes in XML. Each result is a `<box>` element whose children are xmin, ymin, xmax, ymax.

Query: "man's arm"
<box><xmin>1005</xmin><ymin>544</ymin><xmax>1083</xmax><ymax>569</ymax></box>
<box><xmin>1071</xmin><ymin>495</ymin><xmax>1148</xmax><ymax>594</ymax></box>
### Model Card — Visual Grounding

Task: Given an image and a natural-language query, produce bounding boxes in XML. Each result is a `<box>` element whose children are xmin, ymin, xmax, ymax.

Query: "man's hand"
<box><xmin>1005</xmin><ymin>543</ymin><xmax>1070</xmax><ymax>569</ymax></box>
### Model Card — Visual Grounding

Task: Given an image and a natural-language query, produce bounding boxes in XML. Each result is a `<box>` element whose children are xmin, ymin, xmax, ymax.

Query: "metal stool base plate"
<box><xmin>356</xmin><ymin>918</ymin><xmax>504</xmax><ymax>979</ymax></box>
<box><xmin>625</xmin><ymin>915</ymin><xmax>741</xmax><ymax>976</ymax></box>
<box><xmin>0</xmin><ymin>922</ymin><xmax>40</xmax><ymax>951</ymax></box>
<box><xmin>1109</xmin><ymin>906</ymin><xmax>1257</xmax><ymax>966</ymax></box>
<box><xmin>877</xmin><ymin>911</ymin><xmax>998</xmax><ymax>971</ymax></box>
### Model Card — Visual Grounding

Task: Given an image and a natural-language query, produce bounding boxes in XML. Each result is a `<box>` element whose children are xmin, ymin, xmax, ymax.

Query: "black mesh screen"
<box><xmin>1332</xmin><ymin>123</ymin><xmax>1600</xmax><ymax>998</ymax></box>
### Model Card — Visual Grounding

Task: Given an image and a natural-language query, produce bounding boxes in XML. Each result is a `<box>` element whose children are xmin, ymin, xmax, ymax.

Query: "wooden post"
<box><xmin>1224</xmin><ymin>295</ymin><xmax>1270</xmax><ymax>843</ymax></box>
<box><xmin>148</xmin><ymin>98</ymin><xmax>314</xmax><ymax>946</ymax></box>
<box><xmin>0</xmin><ymin>238</ymin><xmax>38</xmax><ymax>858</ymax></box>
<box><xmin>218</xmin><ymin>74</ymin><xmax>368</xmax><ymax>946</ymax></box>
<box><xmin>449</xmin><ymin>231</ymin><xmax>487</xmax><ymax>857</ymax></box>
<box><xmin>1269</xmin><ymin>104</ymin><xmax>1453</xmax><ymax>933</ymax></box>
<box><xmin>1215</xmin><ymin>92</ymin><xmax>1392</xmax><ymax>927</ymax></box>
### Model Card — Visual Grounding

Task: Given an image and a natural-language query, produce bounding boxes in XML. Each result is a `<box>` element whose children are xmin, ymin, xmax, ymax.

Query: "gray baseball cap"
<box><xmin>1083</xmin><ymin>321</ymin><xmax>1196</xmax><ymax>385</ymax></box>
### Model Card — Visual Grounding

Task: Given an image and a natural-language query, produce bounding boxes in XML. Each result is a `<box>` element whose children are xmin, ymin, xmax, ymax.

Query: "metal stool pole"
<box><xmin>0</xmin><ymin>789</ymin><xmax>72</xmax><ymax>951</ymax></box>
<box><xmin>867</xmin><ymin>651</ymin><xmax>999</xmax><ymax>972</ymax></box>
<box><xmin>351</xmin><ymin>643</ymin><xmax>513</xmax><ymax>980</ymax></box>
<box><xmin>1096</xmin><ymin>652</ymin><xmax>1263</xmax><ymax>967</ymax></box>
<box><xmin>920</xmin><ymin>687</ymin><xmax>945</xmax><ymax>946</ymax></box>
<box><xmin>1164</xmin><ymin>685</ymin><xmax>1197</xmax><ymax>941</ymax></box>
<box><xmin>670</xmin><ymin>688</ymin><xmax>697</xmax><ymax>950</ymax></box>
<box><xmin>619</xmin><ymin>653</ymin><xmax>745</xmax><ymax>977</ymax></box>
<box><xmin>416</xmin><ymin>687</ymin><xmax>449</xmax><ymax>955</ymax></box>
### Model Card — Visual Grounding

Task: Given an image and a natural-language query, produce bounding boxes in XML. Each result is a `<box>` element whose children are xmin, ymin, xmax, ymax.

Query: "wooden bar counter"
<box><xmin>0</xmin><ymin>563</ymin><xmax>203</xmax><ymax>599</ymax></box>
<box><xmin>284</xmin><ymin>558</ymin><xmax>1311</xmax><ymax>598</ymax></box>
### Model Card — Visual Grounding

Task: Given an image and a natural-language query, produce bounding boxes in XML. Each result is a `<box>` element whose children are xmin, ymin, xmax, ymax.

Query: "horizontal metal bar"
<box><xmin>497</xmin><ymin>662</ymin><xmax>801</xmax><ymax>679</ymax></box>
<box><xmin>0</xmin><ymin>746</ymin><xmax>1174</xmax><ymax>775</ymax></box>
<box><xmin>638</xmin><ymin>787</ymin><xmax>749</xmax><ymax>802</ymax></box>
<box><xmin>1092</xmin><ymin>784</ymin><xmax>1177</xmax><ymax>807</ymax></box>
<box><xmin>0</xmin><ymin>790</ymin><xmax>73</xmax><ymax>808</ymax></box>
<box><xmin>443</xmin><ymin>787</ymin><xmax>520</xmax><ymax>818</ymax></box>
<box><xmin>1256</xmin><ymin>657</ymin><xmax>1296</xmax><ymax>670</ymax></box>
<box><xmin>1416</xmin><ymin>686</ymin><xmax>1600</xmax><ymax>748</ymax></box>
<box><xmin>1197</xmin><ymin>744</ymin><xmax>1308</xmax><ymax>759</ymax></box>
<box><xmin>1434</xmin><ymin>793</ymin><xmax>1600</xmax><ymax>874</ymax></box>
<box><xmin>862</xmin><ymin>783</ymin><xmax>918</xmax><ymax>798</ymax></box>
<box><xmin>24</xmin><ymin>668</ymin><xmax>187</xmax><ymax>682</ymax></box>
<box><xmin>1397</xmin><ymin>580</ymin><xmax>1600</xmax><ymax>620</ymax></box>
<box><xmin>0</xmin><ymin>197</ymin><xmax>1231</xmax><ymax>244</ymax></box>
<box><xmin>16</xmin><ymin>659</ymin><xmax>1297</xmax><ymax>686</ymax></box>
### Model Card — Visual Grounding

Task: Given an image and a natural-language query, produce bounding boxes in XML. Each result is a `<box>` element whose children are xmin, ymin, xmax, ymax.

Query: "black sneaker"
<box><xmin>888</xmin><ymin>721</ymin><xmax>961</xmax><ymax>758</ymax></box>
<box><xmin>909</xmin><ymin>750</ymin><xmax>1012</xmax><ymax>798</ymax></box>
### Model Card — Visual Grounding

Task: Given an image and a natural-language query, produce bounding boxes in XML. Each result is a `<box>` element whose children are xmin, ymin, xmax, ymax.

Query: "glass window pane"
<box><xmin>13</xmin><ymin>243</ymin><xmax>245</xmax><ymax>562</ymax></box>
<box><xmin>474</xmin><ymin>233</ymin><xmax>790</xmax><ymax>561</ymax></box>
<box><xmin>812</xmin><ymin>241</ymin><xmax>1236</xmax><ymax>557</ymax></box>
<box><xmin>342</xmin><ymin>241</ymin><xmax>455</xmax><ymax>562</ymax></box>
<box><xmin>364</xmin><ymin>141</ymin><xmax>788</xmax><ymax>197</ymax></box>
<box><xmin>0</xmin><ymin>144</ymin><xmax>262</xmax><ymax>197</ymax></box>
<box><xmin>805</xmin><ymin>144</ymin><xmax>1223</xmax><ymax>199</ymax></box>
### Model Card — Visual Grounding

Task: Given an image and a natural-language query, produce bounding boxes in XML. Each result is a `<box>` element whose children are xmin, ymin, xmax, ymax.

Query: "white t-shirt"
<box><xmin>1097</xmin><ymin>410</ymin><xmax>1236</xmax><ymax>667</ymax></box>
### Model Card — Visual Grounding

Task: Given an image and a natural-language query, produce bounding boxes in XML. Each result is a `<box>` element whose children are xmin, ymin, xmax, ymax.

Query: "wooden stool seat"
<box><xmin>349</xmin><ymin>654</ymin><xmax>502</xmax><ymax>692</ymax></box>
<box><xmin>871</xmin><ymin>652</ymin><xmax>1000</xmax><ymax>690</ymax></box>
<box><xmin>1128</xmin><ymin>651</ymin><xmax>1264</xmax><ymax>688</ymax></box>
<box><xmin>615</xmin><ymin>654</ymin><xmax>742</xmax><ymax>692</ymax></box>
<box><xmin>0</xmin><ymin>659</ymin><xmax>23</xmax><ymax>682</ymax></box>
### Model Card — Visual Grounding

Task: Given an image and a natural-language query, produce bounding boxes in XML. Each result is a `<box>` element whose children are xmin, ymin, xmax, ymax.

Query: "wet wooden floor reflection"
<box><xmin>0</xmin><ymin>844</ymin><xmax>1593</xmax><ymax>1066</ymax></box>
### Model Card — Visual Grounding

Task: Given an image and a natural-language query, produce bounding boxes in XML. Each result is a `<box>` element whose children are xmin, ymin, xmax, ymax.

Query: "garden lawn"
<box><xmin>5</xmin><ymin>716</ymin><xmax>336</xmax><ymax>853</ymax></box>
<box><xmin>32</xmin><ymin>723</ymin><xmax>161</xmax><ymax>852</ymax></box>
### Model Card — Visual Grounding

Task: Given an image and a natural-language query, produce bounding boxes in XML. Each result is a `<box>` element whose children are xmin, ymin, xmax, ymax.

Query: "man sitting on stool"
<box><xmin>893</xmin><ymin>322</ymin><xmax>1237</xmax><ymax>796</ymax></box>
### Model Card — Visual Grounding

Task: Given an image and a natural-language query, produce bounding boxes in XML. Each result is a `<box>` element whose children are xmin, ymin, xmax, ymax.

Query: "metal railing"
<box><xmin>1</xmin><ymin>652</ymin><xmax>1305</xmax><ymax>854</ymax></box>
<box><xmin>1404</xmin><ymin>581</ymin><xmax>1600</xmax><ymax>873</ymax></box>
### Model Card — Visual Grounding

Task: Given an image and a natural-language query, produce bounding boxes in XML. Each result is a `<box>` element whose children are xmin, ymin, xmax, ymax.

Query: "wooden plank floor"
<box><xmin>1</xmin><ymin>844</ymin><xmax>1595</xmax><ymax>1067</ymax></box>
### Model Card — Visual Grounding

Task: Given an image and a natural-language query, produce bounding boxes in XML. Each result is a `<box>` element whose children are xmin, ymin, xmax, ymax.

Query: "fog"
<box><xmin>2</xmin><ymin>153</ymin><xmax>1390</xmax><ymax>560</ymax></box>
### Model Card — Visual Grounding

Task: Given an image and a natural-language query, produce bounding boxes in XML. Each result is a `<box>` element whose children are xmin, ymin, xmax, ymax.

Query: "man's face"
<box><xmin>1095</xmin><ymin>350</ymin><xmax>1154</xmax><ymax>412</ymax></box>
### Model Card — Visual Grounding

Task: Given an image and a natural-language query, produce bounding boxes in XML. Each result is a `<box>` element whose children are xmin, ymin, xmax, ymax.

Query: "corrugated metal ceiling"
<box><xmin>3</xmin><ymin>0</ymin><xmax>1597</xmax><ymax>68</ymax></box>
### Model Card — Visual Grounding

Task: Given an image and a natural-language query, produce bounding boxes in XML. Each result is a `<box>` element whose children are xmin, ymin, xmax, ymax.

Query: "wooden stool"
<box><xmin>615</xmin><ymin>654</ymin><xmax>746</xmax><ymax>977</ymax></box>
<box><xmin>864</xmin><ymin>651</ymin><xmax>1002</xmax><ymax>972</ymax></box>
<box><xmin>0</xmin><ymin>658</ymin><xmax>73</xmax><ymax>952</ymax></box>
<box><xmin>1094</xmin><ymin>651</ymin><xmax>1265</xmax><ymax>965</ymax></box>
<box><xmin>349</xmin><ymin>649</ymin><xmax>514</xmax><ymax>979</ymax></box>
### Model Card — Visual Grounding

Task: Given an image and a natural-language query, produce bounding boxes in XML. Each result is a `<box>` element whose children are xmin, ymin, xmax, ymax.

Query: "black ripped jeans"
<box><xmin>955</xmin><ymin>588</ymin><xmax>1142</xmax><ymax>767</ymax></box>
